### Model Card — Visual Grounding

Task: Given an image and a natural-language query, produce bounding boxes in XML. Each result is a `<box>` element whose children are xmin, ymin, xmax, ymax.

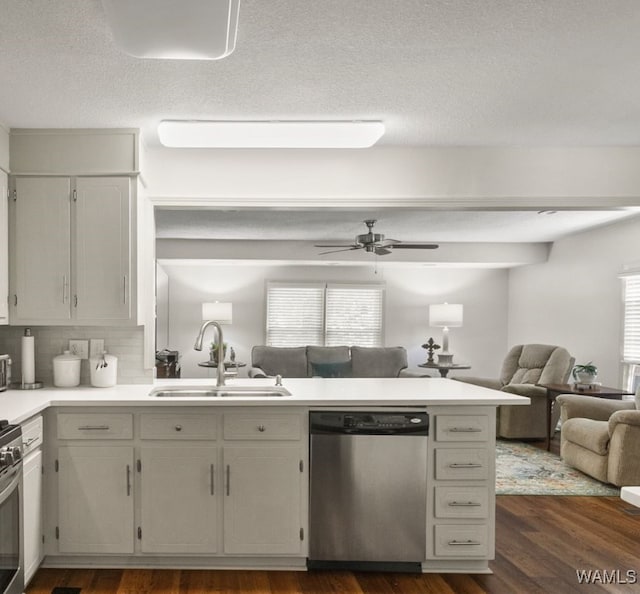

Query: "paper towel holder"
<box><xmin>12</xmin><ymin>328</ymin><xmax>44</xmax><ymax>390</ymax></box>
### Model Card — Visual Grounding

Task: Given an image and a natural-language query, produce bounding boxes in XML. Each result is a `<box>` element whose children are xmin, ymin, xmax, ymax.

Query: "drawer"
<box><xmin>21</xmin><ymin>415</ymin><xmax>43</xmax><ymax>456</ymax></box>
<box><xmin>435</xmin><ymin>415</ymin><xmax>489</xmax><ymax>442</ymax></box>
<box><xmin>434</xmin><ymin>486</ymin><xmax>489</xmax><ymax>518</ymax></box>
<box><xmin>140</xmin><ymin>413</ymin><xmax>217</xmax><ymax>440</ymax></box>
<box><xmin>435</xmin><ymin>448</ymin><xmax>489</xmax><ymax>480</ymax></box>
<box><xmin>434</xmin><ymin>524</ymin><xmax>489</xmax><ymax>557</ymax></box>
<box><xmin>57</xmin><ymin>413</ymin><xmax>133</xmax><ymax>440</ymax></box>
<box><xmin>223</xmin><ymin>413</ymin><xmax>302</xmax><ymax>441</ymax></box>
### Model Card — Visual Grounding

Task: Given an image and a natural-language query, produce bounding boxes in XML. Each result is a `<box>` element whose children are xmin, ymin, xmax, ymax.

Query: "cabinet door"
<box><xmin>0</xmin><ymin>170</ymin><xmax>7</xmax><ymax>324</ymax></box>
<box><xmin>223</xmin><ymin>445</ymin><xmax>303</xmax><ymax>555</ymax></box>
<box><xmin>11</xmin><ymin>177</ymin><xmax>71</xmax><ymax>322</ymax></box>
<box><xmin>57</xmin><ymin>446</ymin><xmax>134</xmax><ymax>554</ymax></box>
<box><xmin>74</xmin><ymin>177</ymin><xmax>131</xmax><ymax>322</ymax></box>
<box><xmin>23</xmin><ymin>450</ymin><xmax>43</xmax><ymax>584</ymax></box>
<box><xmin>140</xmin><ymin>445</ymin><xmax>218</xmax><ymax>554</ymax></box>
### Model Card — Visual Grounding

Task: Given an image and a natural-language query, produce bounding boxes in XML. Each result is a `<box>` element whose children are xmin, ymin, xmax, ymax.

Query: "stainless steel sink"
<box><xmin>150</xmin><ymin>386</ymin><xmax>292</xmax><ymax>398</ymax></box>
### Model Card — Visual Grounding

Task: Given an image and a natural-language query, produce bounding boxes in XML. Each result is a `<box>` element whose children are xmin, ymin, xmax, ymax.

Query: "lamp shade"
<box><xmin>429</xmin><ymin>303</ymin><xmax>463</xmax><ymax>328</ymax></box>
<box><xmin>202</xmin><ymin>302</ymin><xmax>233</xmax><ymax>324</ymax></box>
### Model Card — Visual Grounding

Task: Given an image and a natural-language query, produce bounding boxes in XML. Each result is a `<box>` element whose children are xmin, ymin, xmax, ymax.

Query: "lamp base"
<box><xmin>437</xmin><ymin>352</ymin><xmax>455</xmax><ymax>365</ymax></box>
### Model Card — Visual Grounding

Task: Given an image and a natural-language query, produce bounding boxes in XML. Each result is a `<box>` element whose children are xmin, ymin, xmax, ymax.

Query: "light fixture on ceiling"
<box><xmin>157</xmin><ymin>120</ymin><xmax>386</xmax><ymax>148</ymax></box>
<box><xmin>101</xmin><ymin>0</ymin><xmax>240</xmax><ymax>60</ymax></box>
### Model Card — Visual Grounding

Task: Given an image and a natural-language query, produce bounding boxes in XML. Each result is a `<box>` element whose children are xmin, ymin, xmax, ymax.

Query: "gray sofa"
<box><xmin>248</xmin><ymin>345</ymin><xmax>414</xmax><ymax>378</ymax></box>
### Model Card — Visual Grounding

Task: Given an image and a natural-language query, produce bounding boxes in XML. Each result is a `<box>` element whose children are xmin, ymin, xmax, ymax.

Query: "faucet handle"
<box><xmin>275</xmin><ymin>374</ymin><xmax>282</xmax><ymax>387</ymax></box>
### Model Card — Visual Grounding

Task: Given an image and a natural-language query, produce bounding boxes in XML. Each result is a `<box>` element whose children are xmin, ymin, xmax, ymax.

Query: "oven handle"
<box><xmin>0</xmin><ymin>467</ymin><xmax>21</xmax><ymax>506</ymax></box>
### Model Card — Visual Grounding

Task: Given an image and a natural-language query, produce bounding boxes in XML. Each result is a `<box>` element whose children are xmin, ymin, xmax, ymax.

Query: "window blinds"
<box><xmin>265</xmin><ymin>282</ymin><xmax>385</xmax><ymax>347</ymax></box>
<box><xmin>623</xmin><ymin>275</ymin><xmax>640</xmax><ymax>363</ymax></box>
<box><xmin>325</xmin><ymin>284</ymin><xmax>384</xmax><ymax>347</ymax></box>
<box><xmin>266</xmin><ymin>283</ymin><xmax>324</xmax><ymax>347</ymax></box>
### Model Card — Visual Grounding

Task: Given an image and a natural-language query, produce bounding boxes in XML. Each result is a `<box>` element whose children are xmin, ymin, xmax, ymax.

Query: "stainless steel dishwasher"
<box><xmin>308</xmin><ymin>411</ymin><xmax>428</xmax><ymax>572</ymax></box>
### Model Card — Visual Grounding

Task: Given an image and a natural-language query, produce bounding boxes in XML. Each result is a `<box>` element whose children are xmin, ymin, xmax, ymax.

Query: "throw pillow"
<box><xmin>310</xmin><ymin>360</ymin><xmax>352</xmax><ymax>378</ymax></box>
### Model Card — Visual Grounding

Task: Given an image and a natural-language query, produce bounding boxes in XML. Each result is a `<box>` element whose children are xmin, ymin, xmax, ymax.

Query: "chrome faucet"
<box><xmin>194</xmin><ymin>320</ymin><xmax>226</xmax><ymax>386</ymax></box>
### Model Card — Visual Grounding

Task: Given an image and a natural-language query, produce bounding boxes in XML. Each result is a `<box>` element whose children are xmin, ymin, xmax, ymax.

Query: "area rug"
<box><xmin>495</xmin><ymin>439</ymin><xmax>620</xmax><ymax>496</ymax></box>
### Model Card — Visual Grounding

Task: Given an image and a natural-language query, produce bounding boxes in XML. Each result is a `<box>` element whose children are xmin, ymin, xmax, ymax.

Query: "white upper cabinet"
<box><xmin>11</xmin><ymin>177</ymin><xmax>72</xmax><ymax>322</ymax></box>
<box><xmin>74</xmin><ymin>177</ymin><xmax>131</xmax><ymax>322</ymax></box>
<box><xmin>0</xmin><ymin>170</ymin><xmax>8</xmax><ymax>324</ymax></box>
<box><xmin>10</xmin><ymin>176</ymin><xmax>136</xmax><ymax>325</ymax></box>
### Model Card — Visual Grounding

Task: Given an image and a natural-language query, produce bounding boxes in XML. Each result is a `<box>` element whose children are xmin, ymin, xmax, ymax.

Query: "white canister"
<box><xmin>89</xmin><ymin>352</ymin><xmax>118</xmax><ymax>388</ymax></box>
<box><xmin>53</xmin><ymin>350</ymin><xmax>81</xmax><ymax>387</ymax></box>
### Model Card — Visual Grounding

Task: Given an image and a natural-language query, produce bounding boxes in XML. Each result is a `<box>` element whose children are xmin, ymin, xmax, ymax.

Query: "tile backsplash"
<box><xmin>0</xmin><ymin>326</ymin><xmax>152</xmax><ymax>386</ymax></box>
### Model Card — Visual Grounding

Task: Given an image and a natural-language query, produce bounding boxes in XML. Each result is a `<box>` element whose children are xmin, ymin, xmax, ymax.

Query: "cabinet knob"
<box><xmin>175</xmin><ymin>425</ymin><xmax>182</xmax><ymax>432</ymax></box>
<box><xmin>257</xmin><ymin>425</ymin><xmax>266</xmax><ymax>432</ymax></box>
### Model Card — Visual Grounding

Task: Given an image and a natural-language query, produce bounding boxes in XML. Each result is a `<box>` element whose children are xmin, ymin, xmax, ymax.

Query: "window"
<box><xmin>266</xmin><ymin>282</ymin><xmax>385</xmax><ymax>347</ymax></box>
<box><xmin>622</xmin><ymin>273</ymin><xmax>640</xmax><ymax>392</ymax></box>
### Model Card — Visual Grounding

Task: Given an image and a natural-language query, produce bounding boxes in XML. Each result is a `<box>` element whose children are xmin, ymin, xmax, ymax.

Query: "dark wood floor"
<box><xmin>28</xmin><ymin>435</ymin><xmax>638</xmax><ymax>594</ymax></box>
<box><xmin>26</xmin><ymin>493</ymin><xmax>640</xmax><ymax>594</ymax></box>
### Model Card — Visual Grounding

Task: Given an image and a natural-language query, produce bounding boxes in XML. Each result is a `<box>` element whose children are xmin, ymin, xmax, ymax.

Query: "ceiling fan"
<box><xmin>315</xmin><ymin>219</ymin><xmax>439</xmax><ymax>255</ymax></box>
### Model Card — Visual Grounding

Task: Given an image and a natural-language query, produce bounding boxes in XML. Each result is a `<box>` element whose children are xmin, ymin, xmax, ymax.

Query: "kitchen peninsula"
<box><xmin>5</xmin><ymin>377</ymin><xmax>528</xmax><ymax>576</ymax></box>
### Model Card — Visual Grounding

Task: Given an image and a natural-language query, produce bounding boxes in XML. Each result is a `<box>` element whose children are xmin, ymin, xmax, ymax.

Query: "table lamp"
<box><xmin>202</xmin><ymin>302</ymin><xmax>233</xmax><ymax>324</ymax></box>
<box><xmin>429</xmin><ymin>303</ymin><xmax>463</xmax><ymax>364</ymax></box>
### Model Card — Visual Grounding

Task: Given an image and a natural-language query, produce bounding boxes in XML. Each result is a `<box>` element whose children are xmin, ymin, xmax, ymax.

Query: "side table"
<box><xmin>418</xmin><ymin>362</ymin><xmax>471</xmax><ymax>378</ymax></box>
<box><xmin>537</xmin><ymin>383</ymin><xmax>634</xmax><ymax>451</ymax></box>
<box><xmin>198</xmin><ymin>361</ymin><xmax>246</xmax><ymax>369</ymax></box>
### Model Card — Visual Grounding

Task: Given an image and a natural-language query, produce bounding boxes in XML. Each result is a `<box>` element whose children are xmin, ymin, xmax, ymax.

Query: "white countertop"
<box><xmin>0</xmin><ymin>377</ymin><xmax>529</xmax><ymax>425</ymax></box>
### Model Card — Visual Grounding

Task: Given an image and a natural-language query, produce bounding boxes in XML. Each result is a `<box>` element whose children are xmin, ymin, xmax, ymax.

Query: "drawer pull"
<box><xmin>23</xmin><ymin>437</ymin><xmax>38</xmax><ymax>447</ymax></box>
<box><xmin>448</xmin><ymin>539</ymin><xmax>482</xmax><ymax>546</ymax></box>
<box><xmin>210</xmin><ymin>464</ymin><xmax>215</xmax><ymax>495</ymax></box>
<box><xmin>257</xmin><ymin>425</ymin><xmax>266</xmax><ymax>432</ymax></box>
<box><xmin>449</xmin><ymin>427</ymin><xmax>482</xmax><ymax>433</ymax></box>
<box><xmin>448</xmin><ymin>463</ymin><xmax>483</xmax><ymax>468</ymax></box>
<box><xmin>226</xmin><ymin>464</ymin><xmax>230</xmax><ymax>496</ymax></box>
<box><xmin>175</xmin><ymin>425</ymin><xmax>183</xmax><ymax>432</ymax></box>
<box><xmin>449</xmin><ymin>501</ymin><xmax>482</xmax><ymax>507</ymax></box>
<box><xmin>78</xmin><ymin>425</ymin><xmax>110</xmax><ymax>431</ymax></box>
<box><xmin>126</xmin><ymin>464</ymin><xmax>131</xmax><ymax>496</ymax></box>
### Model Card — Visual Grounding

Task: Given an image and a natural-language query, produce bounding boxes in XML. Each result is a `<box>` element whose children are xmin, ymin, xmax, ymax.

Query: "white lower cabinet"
<box><xmin>51</xmin><ymin>408</ymin><xmax>307</xmax><ymax>562</ymax></box>
<box><xmin>426</xmin><ymin>408</ymin><xmax>495</xmax><ymax>568</ymax></box>
<box><xmin>23</xmin><ymin>415</ymin><xmax>44</xmax><ymax>584</ymax></box>
<box><xmin>57</xmin><ymin>445</ymin><xmax>135</xmax><ymax>554</ymax></box>
<box><xmin>23</xmin><ymin>449</ymin><xmax>43</xmax><ymax>583</ymax></box>
<box><xmin>140</xmin><ymin>445</ymin><xmax>219</xmax><ymax>554</ymax></box>
<box><xmin>223</xmin><ymin>445</ymin><xmax>304</xmax><ymax>555</ymax></box>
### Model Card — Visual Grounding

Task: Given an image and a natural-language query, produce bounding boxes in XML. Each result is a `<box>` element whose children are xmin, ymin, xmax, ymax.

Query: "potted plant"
<box><xmin>572</xmin><ymin>361</ymin><xmax>598</xmax><ymax>384</ymax></box>
<box><xmin>209</xmin><ymin>341</ymin><xmax>228</xmax><ymax>364</ymax></box>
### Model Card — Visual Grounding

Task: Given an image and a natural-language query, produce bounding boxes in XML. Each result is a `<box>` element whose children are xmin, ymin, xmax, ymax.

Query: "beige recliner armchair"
<box><xmin>454</xmin><ymin>344</ymin><xmax>574</xmax><ymax>439</ymax></box>
<box><xmin>557</xmin><ymin>393</ymin><xmax>640</xmax><ymax>487</ymax></box>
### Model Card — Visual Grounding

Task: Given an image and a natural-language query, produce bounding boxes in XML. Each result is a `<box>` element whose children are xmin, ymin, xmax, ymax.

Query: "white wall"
<box><xmin>508</xmin><ymin>215</ymin><xmax>640</xmax><ymax>386</ymax></box>
<box><xmin>146</xmin><ymin>146</ymin><xmax>640</xmax><ymax>207</ymax></box>
<box><xmin>160</xmin><ymin>262</ymin><xmax>508</xmax><ymax>379</ymax></box>
<box><xmin>0</xmin><ymin>124</ymin><xmax>9</xmax><ymax>172</ymax></box>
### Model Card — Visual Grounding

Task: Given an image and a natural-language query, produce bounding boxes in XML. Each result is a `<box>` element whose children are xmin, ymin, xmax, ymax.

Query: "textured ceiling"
<box><xmin>3</xmin><ymin>1</ymin><xmax>640</xmax><ymax>244</ymax></box>
<box><xmin>1</xmin><ymin>0</ymin><xmax>640</xmax><ymax>146</ymax></box>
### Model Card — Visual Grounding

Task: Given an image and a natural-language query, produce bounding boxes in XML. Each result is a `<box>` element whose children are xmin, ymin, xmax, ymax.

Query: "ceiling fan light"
<box><xmin>101</xmin><ymin>0</ymin><xmax>240</xmax><ymax>60</ymax></box>
<box><xmin>157</xmin><ymin>120</ymin><xmax>385</xmax><ymax>148</ymax></box>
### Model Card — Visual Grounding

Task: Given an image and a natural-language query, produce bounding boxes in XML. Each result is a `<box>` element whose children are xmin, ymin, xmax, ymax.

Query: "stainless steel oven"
<box><xmin>0</xmin><ymin>423</ymin><xmax>23</xmax><ymax>594</ymax></box>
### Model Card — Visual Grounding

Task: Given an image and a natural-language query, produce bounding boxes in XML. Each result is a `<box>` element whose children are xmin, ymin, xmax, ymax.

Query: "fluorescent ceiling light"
<box><xmin>157</xmin><ymin>120</ymin><xmax>386</xmax><ymax>148</ymax></box>
<box><xmin>101</xmin><ymin>0</ymin><xmax>240</xmax><ymax>60</ymax></box>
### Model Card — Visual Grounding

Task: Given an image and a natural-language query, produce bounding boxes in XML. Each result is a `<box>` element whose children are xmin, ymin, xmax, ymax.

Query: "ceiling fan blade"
<box><xmin>391</xmin><ymin>242</ymin><xmax>439</xmax><ymax>249</ymax></box>
<box><xmin>314</xmin><ymin>244</ymin><xmax>358</xmax><ymax>248</ymax></box>
<box><xmin>318</xmin><ymin>246</ymin><xmax>363</xmax><ymax>255</ymax></box>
